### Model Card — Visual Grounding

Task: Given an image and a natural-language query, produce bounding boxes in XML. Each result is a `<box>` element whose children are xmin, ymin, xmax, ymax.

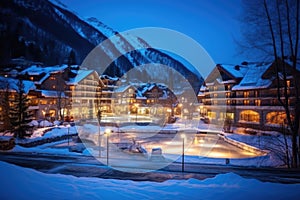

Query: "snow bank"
<box><xmin>0</xmin><ymin>161</ymin><xmax>300</xmax><ymax>200</ymax></box>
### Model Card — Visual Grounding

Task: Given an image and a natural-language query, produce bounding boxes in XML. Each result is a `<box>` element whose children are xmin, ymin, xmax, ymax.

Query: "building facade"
<box><xmin>199</xmin><ymin>61</ymin><xmax>298</xmax><ymax>132</ymax></box>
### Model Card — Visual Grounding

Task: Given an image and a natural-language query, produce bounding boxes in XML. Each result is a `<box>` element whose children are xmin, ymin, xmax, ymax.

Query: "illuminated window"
<box><xmin>49</xmin><ymin>109</ymin><xmax>56</xmax><ymax>117</ymax></box>
<box><xmin>70</xmin><ymin>86</ymin><xmax>75</xmax><ymax>91</ymax></box>
<box><xmin>208</xmin><ymin>111</ymin><xmax>216</xmax><ymax>119</ymax></box>
<box><xmin>50</xmin><ymin>76</ymin><xmax>56</xmax><ymax>80</ymax></box>
<box><xmin>227</xmin><ymin>100</ymin><xmax>231</xmax><ymax>105</ymax></box>
<box><xmin>52</xmin><ymin>85</ymin><xmax>56</xmax><ymax>89</ymax></box>
<box><xmin>243</xmin><ymin>91</ymin><xmax>249</xmax><ymax>98</ymax></box>
<box><xmin>226</xmin><ymin>113</ymin><xmax>234</xmax><ymax>120</ymax></box>
<box><xmin>30</xmin><ymin>77</ymin><xmax>34</xmax><ymax>81</ymax></box>
<box><xmin>240</xmin><ymin>110</ymin><xmax>260</xmax><ymax>123</ymax></box>
<box><xmin>255</xmin><ymin>100</ymin><xmax>261</xmax><ymax>106</ymax></box>
<box><xmin>214</xmin><ymin>93</ymin><xmax>218</xmax><ymax>98</ymax></box>
<box><xmin>266</xmin><ymin>112</ymin><xmax>287</xmax><ymax>124</ymax></box>
<box><xmin>287</xmin><ymin>80</ymin><xmax>290</xmax><ymax>88</ymax></box>
<box><xmin>243</xmin><ymin>100</ymin><xmax>250</xmax><ymax>105</ymax></box>
<box><xmin>40</xmin><ymin>100</ymin><xmax>47</xmax><ymax>105</ymax></box>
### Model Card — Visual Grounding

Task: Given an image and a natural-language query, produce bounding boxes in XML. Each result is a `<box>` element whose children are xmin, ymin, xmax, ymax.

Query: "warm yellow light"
<box><xmin>105</xmin><ymin>129</ymin><xmax>111</xmax><ymax>135</ymax></box>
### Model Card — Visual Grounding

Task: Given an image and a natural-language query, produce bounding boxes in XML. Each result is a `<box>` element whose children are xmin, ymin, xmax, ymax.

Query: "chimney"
<box><xmin>234</xmin><ymin>65</ymin><xmax>240</xmax><ymax>70</ymax></box>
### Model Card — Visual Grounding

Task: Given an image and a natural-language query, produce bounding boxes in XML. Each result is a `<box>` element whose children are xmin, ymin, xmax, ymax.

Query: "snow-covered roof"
<box><xmin>100</xmin><ymin>75</ymin><xmax>119</xmax><ymax>81</ymax></box>
<box><xmin>114</xmin><ymin>85</ymin><xmax>135</xmax><ymax>93</ymax></box>
<box><xmin>197</xmin><ymin>91</ymin><xmax>205</xmax><ymax>97</ymax></box>
<box><xmin>20</xmin><ymin>64</ymin><xmax>73</xmax><ymax>85</ymax></box>
<box><xmin>136</xmin><ymin>83</ymin><xmax>167</xmax><ymax>98</ymax></box>
<box><xmin>205</xmin><ymin>78</ymin><xmax>225</xmax><ymax>86</ymax></box>
<box><xmin>67</xmin><ymin>69</ymin><xmax>94</xmax><ymax>85</ymax></box>
<box><xmin>220</xmin><ymin>64</ymin><xmax>249</xmax><ymax>79</ymax></box>
<box><xmin>20</xmin><ymin>65</ymin><xmax>69</xmax><ymax>76</ymax></box>
<box><xmin>39</xmin><ymin>90</ymin><xmax>67</xmax><ymax>98</ymax></box>
<box><xmin>36</xmin><ymin>73</ymin><xmax>50</xmax><ymax>85</ymax></box>
<box><xmin>0</xmin><ymin>76</ymin><xmax>35</xmax><ymax>94</ymax></box>
<box><xmin>232</xmin><ymin>63</ymin><xmax>272</xmax><ymax>91</ymax></box>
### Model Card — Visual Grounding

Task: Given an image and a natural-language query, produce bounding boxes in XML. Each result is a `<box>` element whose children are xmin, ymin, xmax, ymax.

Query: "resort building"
<box><xmin>0</xmin><ymin>64</ymin><xmax>101</xmax><ymax>128</ymax></box>
<box><xmin>67</xmin><ymin>69</ymin><xmax>101</xmax><ymax>120</ymax></box>
<box><xmin>199</xmin><ymin>60</ymin><xmax>298</xmax><ymax>132</ymax></box>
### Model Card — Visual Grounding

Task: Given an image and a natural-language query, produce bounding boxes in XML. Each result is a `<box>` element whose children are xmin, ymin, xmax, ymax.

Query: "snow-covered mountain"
<box><xmin>0</xmin><ymin>0</ymin><xmax>203</xmax><ymax>92</ymax></box>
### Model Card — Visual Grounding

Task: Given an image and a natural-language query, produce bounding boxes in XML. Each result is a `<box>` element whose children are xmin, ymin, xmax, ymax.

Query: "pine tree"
<box><xmin>9</xmin><ymin>79</ymin><xmax>33</xmax><ymax>138</ymax></box>
<box><xmin>0</xmin><ymin>79</ymin><xmax>11</xmax><ymax>130</ymax></box>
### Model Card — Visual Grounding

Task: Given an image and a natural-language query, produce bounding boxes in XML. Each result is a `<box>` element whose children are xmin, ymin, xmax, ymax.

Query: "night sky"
<box><xmin>60</xmin><ymin>0</ymin><xmax>243</xmax><ymax>65</ymax></box>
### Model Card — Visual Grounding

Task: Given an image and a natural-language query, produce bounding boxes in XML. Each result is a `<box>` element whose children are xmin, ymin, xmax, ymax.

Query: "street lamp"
<box><xmin>181</xmin><ymin>133</ymin><xmax>185</xmax><ymax>172</ymax></box>
<box><xmin>98</xmin><ymin>126</ymin><xmax>101</xmax><ymax>158</ymax></box>
<box><xmin>97</xmin><ymin>110</ymin><xmax>102</xmax><ymax>158</ymax></box>
<box><xmin>105</xmin><ymin>128</ymin><xmax>111</xmax><ymax>166</ymax></box>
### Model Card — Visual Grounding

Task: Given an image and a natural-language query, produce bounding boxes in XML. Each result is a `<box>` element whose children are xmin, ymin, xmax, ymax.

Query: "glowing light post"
<box><xmin>96</xmin><ymin>110</ymin><xmax>102</xmax><ymax>158</ymax></box>
<box><xmin>181</xmin><ymin>133</ymin><xmax>185</xmax><ymax>172</ymax></box>
<box><xmin>98</xmin><ymin>125</ymin><xmax>101</xmax><ymax>158</ymax></box>
<box><xmin>105</xmin><ymin>129</ymin><xmax>111</xmax><ymax>166</ymax></box>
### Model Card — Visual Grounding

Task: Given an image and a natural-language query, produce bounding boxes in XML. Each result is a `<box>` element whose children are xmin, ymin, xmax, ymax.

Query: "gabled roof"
<box><xmin>0</xmin><ymin>76</ymin><xmax>35</xmax><ymax>94</ymax></box>
<box><xmin>114</xmin><ymin>85</ymin><xmax>136</xmax><ymax>93</ymax></box>
<box><xmin>67</xmin><ymin>69</ymin><xmax>95</xmax><ymax>85</ymax></box>
<box><xmin>136</xmin><ymin>83</ymin><xmax>167</xmax><ymax>98</ymax></box>
<box><xmin>21</xmin><ymin>65</ymin><xmax>72</xmax><ymax>85</ymax></box>
<box><xmin>220</xmin><ymin>64</ymin><xmax>248</xmax><ymax>79</ymax></box>
<box><xmin>205</xmin><ymin>63</ymin><xmax>249</xmax><ymax>84</ymax></box>
<box><xmin>232</xmin><ymin>63</ymin><xmax>272</xmax><ymax>91</ymax></box>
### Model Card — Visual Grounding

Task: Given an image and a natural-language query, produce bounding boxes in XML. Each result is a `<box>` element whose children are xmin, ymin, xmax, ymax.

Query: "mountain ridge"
<box><xmin>0</xmin><ymin>0</ymin><xmax>203</xmax><ymax>92</ymax></box>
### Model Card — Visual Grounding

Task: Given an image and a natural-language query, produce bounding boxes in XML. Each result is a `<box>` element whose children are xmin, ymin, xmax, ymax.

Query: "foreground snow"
<box><xmin>0</xmin><ymin>161</ymin><xmax>299</xmax><ymax>200</ymax></box>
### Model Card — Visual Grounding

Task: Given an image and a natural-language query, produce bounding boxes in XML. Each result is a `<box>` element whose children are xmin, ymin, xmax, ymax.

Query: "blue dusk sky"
<box><xmin>60</xmin><ymin>0</ymin><xmax>244</xmax><ymax>65</ymax></box>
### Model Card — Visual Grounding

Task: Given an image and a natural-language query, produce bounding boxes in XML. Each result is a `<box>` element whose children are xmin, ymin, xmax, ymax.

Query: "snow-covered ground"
<box><xmin>225</xmin><ymin>132</ymin><xmax>292</xmax><ymax>167</ymax></box>
<box><xmin>0</xmin><ymin>124</ymin><xmax>282</xmax><ymax>167</ymax></box>
<box><xmin>1</xmin><ymin>161</ymin><xmax>299</xmax><ymax>200</ymax></box>
<box><xmin>0</xmin><ymin>121</ymin><xmax>288</xmax><ymax>168</ymax></box>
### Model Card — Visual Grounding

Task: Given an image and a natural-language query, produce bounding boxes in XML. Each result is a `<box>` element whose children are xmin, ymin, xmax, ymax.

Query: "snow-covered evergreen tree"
<box><xmin>0</xmin><ymin>79</ymin><xmax>12</xmax><ymax>131</ymax></box>
<box><xmin>9</xmin><ymin>79</ymin><xmax>33</xmax><ymax>138</ymax></box>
